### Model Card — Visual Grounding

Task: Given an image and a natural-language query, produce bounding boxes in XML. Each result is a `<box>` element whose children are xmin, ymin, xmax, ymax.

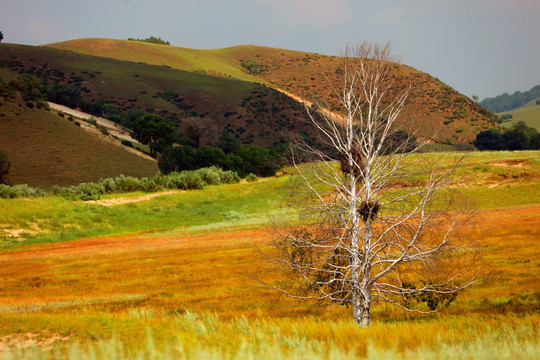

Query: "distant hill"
<box><xmin>0</xmin><ymin>79</ymin><xmax>158</xmax><ymax>188</ymax></box>
<box><xmin>480</xmin><ymin>85</ymin><xmax>540</xmax><ymax>113</ymax></box>
<box><xmin>44</xmin><ymin>38</ymin><xmax>498</xmax><ymax>145</ymax></box>
<box><xmin>0</xmin><ymin>43</ymin><xmax>312</xmax><ymax>148</ymax></box>
<box><xmin>500</xmin><ymin>98</ymin><xmax>540</xmax><ymax>131</ymax></box>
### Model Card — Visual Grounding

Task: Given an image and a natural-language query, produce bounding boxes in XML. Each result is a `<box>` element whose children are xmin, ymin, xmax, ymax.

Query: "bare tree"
<box><xmin>269</xmin><ymin>42</ymin><xmax>481</xmax><ymax>326</ymax></box>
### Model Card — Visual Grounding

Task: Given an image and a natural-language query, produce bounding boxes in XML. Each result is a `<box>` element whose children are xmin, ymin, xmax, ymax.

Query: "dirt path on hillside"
<box><xmin>85</xmin><ymin>190</ymin><xmax>182</xmax><ymax>206</ymax></box>
<box><xmin>48</xmin><ymin>102</ymin><xmax>155</xmax><ymax>161</ymax></box>
<box><xmin>48</xmin><ymin>102</ymin><xmax>136</xmax><ymax>142</ymax></box>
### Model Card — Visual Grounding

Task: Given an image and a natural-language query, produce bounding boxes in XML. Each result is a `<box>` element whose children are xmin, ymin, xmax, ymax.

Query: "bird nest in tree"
<box><xmin>358</xmin><ymin>201</ymin><xmax>380</xmax><ymax>222</ymax></box>
<box><xmin>336</xmin><ymin>147</ymin><xmax>364</xmax><ymax>177</ymax></box>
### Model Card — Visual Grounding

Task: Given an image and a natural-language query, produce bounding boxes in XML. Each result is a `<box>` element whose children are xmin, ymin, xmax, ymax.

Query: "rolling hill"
<box><xmin>13</xmin><ymin>39</ymin><xmax>496</xmax><ymax>145</ymax></box>
<box><xmin>500</xmin><ymin>98</ymin><xmax>540</xmax><ymax>130</ymax></box>
<box><xmin>0</xmin><ymin>83</ymin><xmax>158</xmax><ymax>188</ymax></box>
<box><xmin>0</xmin><ymin>42</ymin><xmax>313</xmax><ymax>148</ymax></box>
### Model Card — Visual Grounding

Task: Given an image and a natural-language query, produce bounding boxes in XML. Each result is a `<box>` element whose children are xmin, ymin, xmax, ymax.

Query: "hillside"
<box><xmin>500</xmin><ymin>98</ymin><xmax>540</xmax><ymax>130</ymax></box>
<box><xmin>45</xmin><ymin>38</ymin><xmax>498</xmax><ymax>144</ymax></box>
<box><xmin>0</xmin><ymin>85</ymin><xmax>158</xmax><ymax>188</ymax></box>
<box><xmin>0</xmin><ymin>43</ymin><xmax>314</xmax><ymax>149</ymax></box>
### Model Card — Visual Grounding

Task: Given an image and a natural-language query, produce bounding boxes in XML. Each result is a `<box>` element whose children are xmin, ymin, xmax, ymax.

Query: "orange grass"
<box><xmin>0</xmin><ymin>205</ymin><xmax>538</xmax><ymax>355</ymax></box>
<box><xmin>0</xmin><ymin>205</ymin><xmax>538</xmax><ymax>320</ymax></box>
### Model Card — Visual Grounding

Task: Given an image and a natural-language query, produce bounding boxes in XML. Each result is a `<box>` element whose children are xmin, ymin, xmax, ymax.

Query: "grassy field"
<box><xmin>0</xmin><ymin>150</ymin><xmax>539</xmax><ymax>358</ymax></box>
<box><xmin>500</xmin><ymin>98</ymin><xmax>540</xmax><ymax>130</ymax></box>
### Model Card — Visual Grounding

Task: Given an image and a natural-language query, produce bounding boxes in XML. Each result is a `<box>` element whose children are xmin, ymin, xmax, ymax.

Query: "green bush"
<box><xmin>99</xmin><ymin>177</ymin><xmax>119</xmax><ymax>193</ymax></box>
<box><xmin>121</xmin><ymin>139</ymin><xmax>134</xmax><ymax>148</ymax></box>
<box><xmin>214</xmin><ymin>168</ymin><xmax>240</xmax><ymax>184</ymax></box>
<box><xmin>0</xmin><ymin>184</ymin><xmax>44</xmax><ymax>198</ymax></box>
<box><xmin>246</xmin><ymin>173</ymin><xmax>258</xmax><ymax>182</ymax></box>
<box><xmin>195</xmin><ymin>167</ymin><xmax>221</xmax><ymax>185</ymax></box>
<box><xmin>0</xmin><ymin>184</ymin><xmax>15</xmax><ymax>198</ymax></box>
<box><xmin>115</xmin><ymin>175</ymin><xmax>140</xmax><ymax>192</ymax></box>
<box><xmin>1</xmin><ymin>167</ymin><xmax>240</xmax><ymax>200</ymax></box>
<box><xmin>177</xmin><ymin>171</ymin><xmax>205</xmax><ymax>190</ymax></box>
<box><xmin>140</xmin><ymin>178</ymin><xmax>161</xmax><ymax>193</ymax></box>
<box><xmin>71</xmin><ymin>182</ymin><xmax>106</xmax><ymax>201</ymax></box>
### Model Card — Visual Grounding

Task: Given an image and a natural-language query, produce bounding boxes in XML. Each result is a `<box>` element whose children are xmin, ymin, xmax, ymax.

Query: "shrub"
<box><xmin>115</xmin><ymin>175</ymin><xmax>141</xmax><ymax>192</ymax></box>
<box><xmin>195</xmin><ymin>167</ymin><xmax>221</xmax><ymax>185</ymax></box>
<box><xmin>0</xmin><ymin>184</ymin><xmax>15</xmax><ymax>198</ymax></box>
<box><xmin>71</xmin><ymin>182</ymin><xmax>106</xmax><ymax>200</ymax></box>
<box><xmin>246</xmin><ymin>173</ymin><xmax>258</xmax><ymax>182</ymax></box>
<box><xmin>99</xmin><ymin>177</ymin><xmax>119</xmax><ymax>193</ymax></box>
<box><xmin>181</xmin><ymin>172</ymin><xmax>205</xmax><ymax>190</ymax></box>
<box><xmin>215</xmin><ymin>169</ymin><xmax>240</xmax><ymax>184</ymax></box>
<box><xmin>140</xmin><ymin>178</ymin><xmax>160</xmax><ymax>193</ymax></box>
<box><xmin>0</xmin><ymin>184</ymin><xmax>44</xmax><ymax>198</ymax></box>
<box><xmin>121</xmin><ymin>139</ymin><xmax>134</xmax><ymax>147</ymax></box>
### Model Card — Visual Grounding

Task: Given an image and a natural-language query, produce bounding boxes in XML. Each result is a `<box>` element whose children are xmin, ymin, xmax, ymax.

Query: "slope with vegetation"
<box><xmin>499</xmin><ymin>97</ymin><xmax>540</xmax><ymax>131</ymax></box>
<box><xmin>0</xmin><ymin>43</ymin><xmax>314</xmax><ymax>151</ymax></box>
<box><xmin>480</xmin><ymin>84</ymin><xmax>540</xmax><ymax>112</ymax></box>
<box><xmin>45</xmin><ymin>38</ymin><xmax>498</xmax><ymax>145</ymax></box>
<box><xmin>0</xmin><ymin>74</ymin><xmax>158</xmax><ymax>188</ymax></box>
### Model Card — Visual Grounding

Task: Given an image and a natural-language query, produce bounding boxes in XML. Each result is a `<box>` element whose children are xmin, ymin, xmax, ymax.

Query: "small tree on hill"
<box><xmin>0</xmin><ymin>31</ymin><xmax>4</xmax><ymax>43</ymax></box>
<box><xmin>133</xmin><ymin>115</ymin><xmax>177</xmax><ymax>157</ymax></box>
<box><xmin>268</xmin><ymin>42</ymin><xmax>481</xmax><ymax>326</ymax></box>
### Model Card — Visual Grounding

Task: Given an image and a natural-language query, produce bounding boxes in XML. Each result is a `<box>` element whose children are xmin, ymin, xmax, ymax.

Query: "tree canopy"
<box><xmin>480</xmin><ymin>85</ymin><xmax>540</xmax><ymax>112</ymax></box>
<box><xmin>133</xmin><ymin>115</ymin><xmax>177</xmax><ymax>157</ymax></box>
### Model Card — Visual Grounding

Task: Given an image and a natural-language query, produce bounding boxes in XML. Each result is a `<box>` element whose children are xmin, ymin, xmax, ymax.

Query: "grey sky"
<box><xmin>1</xmin><ymin>0</ymin><xmax>538</xmax><ymax>99</ymax></box>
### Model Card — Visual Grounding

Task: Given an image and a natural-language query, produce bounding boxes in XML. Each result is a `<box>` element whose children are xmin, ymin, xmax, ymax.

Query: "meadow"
<box><xmin>0</xmin><ymin>150</ymin><xmax>539</xmax><ymax>359</ymax></box>
<box><xmin>500</xmin><ymin>98</ymin><xmax>540</xmax><ymax>130</ymax></box>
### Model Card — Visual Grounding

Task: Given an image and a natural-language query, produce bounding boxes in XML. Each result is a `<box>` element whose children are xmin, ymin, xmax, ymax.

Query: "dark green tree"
<box><xmin>235</xmin><ymin>144</ymin><xmax>277</xmax><ymax>176</ymax></box>
<box><xmin>158</xmin><ymin>145</ymin><xmax>196</xmax><ymax>174</ymax></box>
<box><xmin>45</xmin><ymin>83</ymin><xmax>80</xmax><ymax>108</ymax></box>
<box><xmin>0</xmin><ymin>150</ymin><xmax>10</xmax><ymax>185</ymax></box>
<box><xmin>0</xmin><ymin>31</ymin><xmax>4</xmax><ymax>43</ymax></box>
<box><xmin>133</xmin><ymin>115</ymin><xmax>177</xmax><ymax>157</ymax></box>
<box><xmin>473</xmin><ymin>129</ymin><xmax>504</xmax><ymax>150</ymax></box>
<box><xmin>218</xmin><ymin>130</ymin><xmax>240</xmax><ymax>153</ymax></box>
<box><xmin>195</xmin><ymin>146</ymin><xmax>229</xmax><ymax>169</ymax></box>
<box><xmin>530</xmin><ymin>133</ymin><xmax>540</xmax><ymax>150</ymax></box>
<box><xmin>17</xmin><ymin>73</ymin><xmax>45</xmax><ymax>103</ymax></box>
<box><xmin>503</xmin><ymin>129</ymin><xmax>528</xmax><ymax>150</ymax></box>
<box><xmin>127</xmin><ymin>108</ymin><xmax>146</xmax><ymax>127</ymax></box>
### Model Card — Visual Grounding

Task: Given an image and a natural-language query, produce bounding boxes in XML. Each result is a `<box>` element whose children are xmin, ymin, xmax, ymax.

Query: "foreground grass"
<box><xmin>1</xmin><ymin>313</ymin><xmax>537</xmax><ymax>359</ymax></box>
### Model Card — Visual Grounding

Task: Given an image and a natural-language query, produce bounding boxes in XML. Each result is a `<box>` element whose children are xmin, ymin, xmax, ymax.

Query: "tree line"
<box><xmin>480</xmin><ymin>85</ymin><xmax>540</xmax><ymax>113</ymax></box>
<box><xmin>474</xmin><ymin>121</ymin><xmax>540</xmax><ymax>151</ymax></box>
<box><xmin>127</xmin><ymin>36</ymin><xmax>170</xmax><ymax>45</ymax></box>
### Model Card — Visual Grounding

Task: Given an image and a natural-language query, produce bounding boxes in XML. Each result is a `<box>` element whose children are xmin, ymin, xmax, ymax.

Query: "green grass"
<box><xmin>0</xmin><ymin>312</ymin><xmax>537</xmax><ymax>359</ymax></box>
<box><xmin>2</xmin><ymin>150</ymin><xmax>539</xmax><ymax>249</ymax></box>
<box><xmin>0</xmin><ymin>177</ymin><xmax>292</xmax><ymax>249</ymax></box>
<box><xmin>499</xmin><ymin>99</ymin><xmax>540</xmax><ymax>130</ymax></box>
<box><xmin>45</xmin><ymin>38</ymin><xmax>261</xmax><ymax>83</ymax></box>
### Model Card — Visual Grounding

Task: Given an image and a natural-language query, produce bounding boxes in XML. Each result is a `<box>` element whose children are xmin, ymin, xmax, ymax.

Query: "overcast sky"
<box><xmin>1</xmin><ymin>0</ymin><xmax>538</xmax><ymax>99</ymax></box>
